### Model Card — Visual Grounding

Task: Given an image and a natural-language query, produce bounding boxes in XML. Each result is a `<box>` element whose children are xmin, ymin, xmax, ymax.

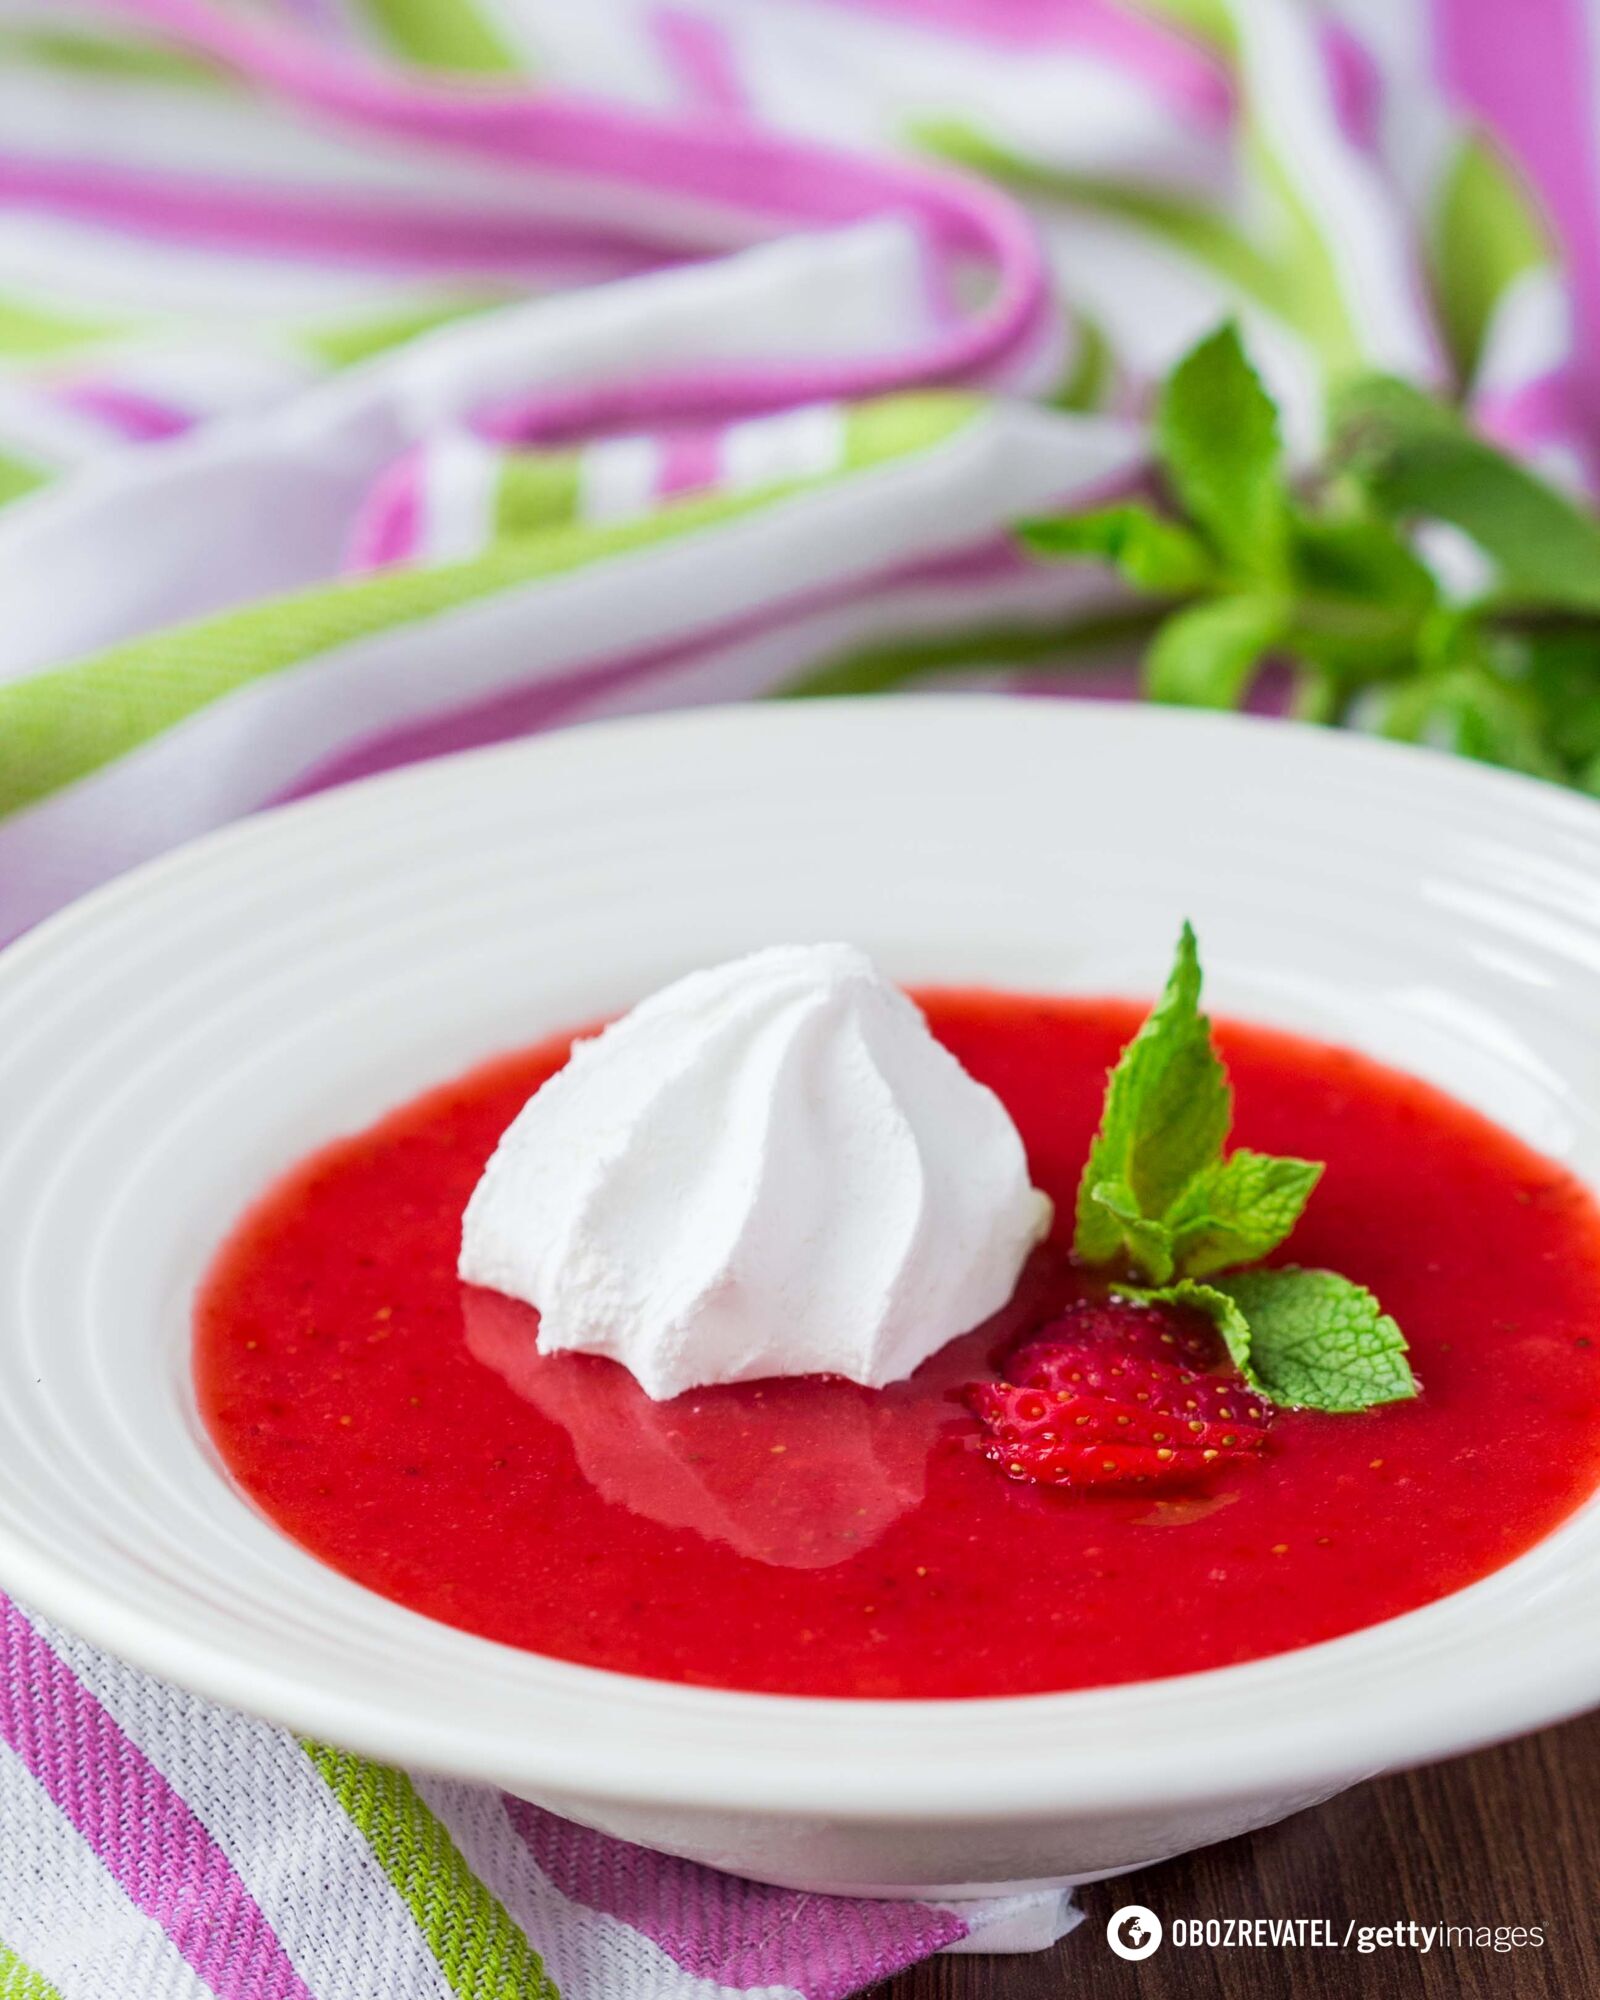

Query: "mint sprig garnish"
<box><xmin>1212</xmin><ymin>1268</ymin><xmax>1414</xmax><ymax>1413</ymax></box>
<box><xmin>1074</xmin><ymin>923</ymin><xmax>1320</xmax><ymax>1285</ymax></box>
<box><xmin>1124</xmin><ymin>1272</ymin><xmax>1415</xmax><ymax>1414</ymax></box>
<box><xmin>1078</xmin><ymin>926</ymin><xmax>1419</xmax><ymax>1415</ymax></box>
<box><xmin>1020</xmin><ymin>322</ymin><xmax>1600</xmax><ymax>791</ymax></box>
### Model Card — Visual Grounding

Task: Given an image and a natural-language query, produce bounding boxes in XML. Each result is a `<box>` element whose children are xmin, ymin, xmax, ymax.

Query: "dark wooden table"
<box><xmin>870</xmin><ymin>1710</ymin><xmax>1599</xmax><ymax>1999</ymax></box>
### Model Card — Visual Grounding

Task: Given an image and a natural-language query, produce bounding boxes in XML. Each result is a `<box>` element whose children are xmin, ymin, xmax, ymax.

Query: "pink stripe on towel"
<box><xmin>504</xmin><ymin>1795</ymin><xmax>967</xmax><ymax>2000</ymax></box>
<box><xmin>98</xmin><ymin>0</ymin><xmax>1053</xmax><ymax>427</ymax></box>
<box><xmin>0</xmin><ymin>1600</ymin><xmax>316</xmax><ymax>2000</ymax></box>
<box><xmin>346</xmin><ymin>446</ymin><xmax>429</xmax><ymax>572</ymax></box>
<box><xmin>654</xmin><ymin>425</ymin><xmax>723</xmax><ymax>498</ymax></box>
<box><xmin>277</xmin><ymin>534</ymin><xmax>1043</xmax><ymax>800</ymax></box>
<box><xmin>0</xmin><ymin>153</ymin><xmax>685</xmax><ymax>280</ymax></box>
<box><xmin>653</xmin><ymin>7</ymin><xmax>751</xmax><ymax>117</ymax></box>
<box><xmin>57</xmin><ymin>382</ymin><xmax>192</xmax><ymax>443</ymax></box>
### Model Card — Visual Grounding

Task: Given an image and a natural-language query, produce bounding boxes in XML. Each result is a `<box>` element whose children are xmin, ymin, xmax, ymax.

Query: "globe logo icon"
<box><xmin>1106</xmin><ymin>1904</ymin><xmax>1164</xmax><ymax>1960</ymax></box>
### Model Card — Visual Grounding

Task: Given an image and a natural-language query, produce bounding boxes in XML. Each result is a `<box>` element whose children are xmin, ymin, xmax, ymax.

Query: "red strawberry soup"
<box><xmin>195</xmin><ymin>993</ymin><xmax>1600</xmax><ymax>1699</ymax></box>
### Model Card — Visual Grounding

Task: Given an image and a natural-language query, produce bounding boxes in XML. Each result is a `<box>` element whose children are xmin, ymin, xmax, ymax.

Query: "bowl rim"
<box><xmin>3</xmin><ymin>696</ymin><xmax>1599</xmax><ymax>1823</ymax></box>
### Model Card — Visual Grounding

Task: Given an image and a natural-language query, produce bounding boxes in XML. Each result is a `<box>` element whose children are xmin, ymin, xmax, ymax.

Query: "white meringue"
<box><xmin>459</xmin><ymin>943</ymin><xmax>1052</xmax><ymax>1400</ymax></box>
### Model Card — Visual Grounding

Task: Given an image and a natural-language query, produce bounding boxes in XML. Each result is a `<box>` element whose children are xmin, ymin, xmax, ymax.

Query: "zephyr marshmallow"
<box><xmin>459</xmin><ymin>943</ymin><xmax>1053</xmax><ymax>1400</ymax></box>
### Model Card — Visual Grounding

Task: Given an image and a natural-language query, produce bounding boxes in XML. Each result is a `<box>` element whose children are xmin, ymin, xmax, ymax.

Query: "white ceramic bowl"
<box><xmin>2</xmin><ymin>697</ymin><xmax>1599</xmax><ymax>1898</ymax></box>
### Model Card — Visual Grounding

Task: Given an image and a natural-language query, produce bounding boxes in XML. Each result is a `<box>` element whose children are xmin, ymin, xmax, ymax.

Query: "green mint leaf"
<box><xmin>1073</xmin><ymin>923</ymin><xmax>1231</xmax><ymax>1272</ymax></box>
<box><xmin>1415</xmin><ymin>604</ymin><xmax>1490</xmax><ymax>675</ymax></box>
<box><xmin>1356</xmin><ymin>662</ymin><xmax>1566</xmax><ymax>782</ymax></box>
<box><xmin>1019</xmin><ymin>505</ymin><xmax>1218</xmax><ymax>595</ymax></box>
<box><xmin>1144</xmin><ymin>593</ymin><xmax>1286</xmax><ymax>708</ymax></box>
<box><xmin>1212</xmin><ymin>1267</ymin><xmax>1418</xmax><ymax>1412</ymax></box>
<box><xmin>1157</xmin><ymin>323</ymin><xmax>1287</xmax><ymax>575</ymax></box>
<box><xmin>1291</xmin><ymin>511</ymin><xmax>1439</xmax><ymax>611</ymax></box>
<box><xmin>1333</xmin><ymin>374</ymin><xmax>1600</xmax><ymax>613</ymax></box>
<box><xmin>1165</xmin><ymin>1148</ymin><xmax>1324</xmax><ymax>1278</ymax></box>
<box><xmin>1086</xmin><ymin>1180</ymin><xmax>1176</xmax><ymax>1285</ymax></box>
<box><xmin>1283</xmin><ymin>511</ymin><xmax>1439</xmax><ymax>678</ymax></box>
<box><xmin>1115</xmin><ymin>1278</ymin><xmax>1253</xmax><ymax>1378</ymax></box>
<box><xmin>1516</xmin><ymin>627</ymin><xmax>1600</xmax><ymax>770</ymax></box>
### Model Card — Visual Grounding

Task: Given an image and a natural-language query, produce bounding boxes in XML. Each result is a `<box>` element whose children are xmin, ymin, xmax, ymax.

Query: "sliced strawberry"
<box><xmin>1020</xmin><ymin>1296</ymin><xmax>1222</xmax><ymax>1372</ymax></box>
<box><xmin>965</xmin><ymin>1299</ymin><xmax>1273</xmax><ymax>1493</ymax></box>
<box><xmin>1007</xmin><ymin>1342</ymin><xmax>1274</xmax><ymax>1443</ymax></box>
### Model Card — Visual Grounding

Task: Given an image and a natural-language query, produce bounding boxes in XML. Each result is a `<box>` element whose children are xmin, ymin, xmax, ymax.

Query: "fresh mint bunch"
<box><xmin>1021</xmin><ymin>324</ymin><xmax>1600</xmax><ymax>790</ymax></box>
<box><xmin>1074</xmin><ymin>925</ymin><xmax>1418</xmax><ymax>1415</ymax></box>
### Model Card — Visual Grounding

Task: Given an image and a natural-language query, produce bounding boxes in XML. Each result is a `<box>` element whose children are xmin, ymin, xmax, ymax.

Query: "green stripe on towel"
<box><xmin>359</xmin><ymin>0</ymin><xmax>523</xmax><ymax>74</ymax></box>
<box><xmin>0</xmin><ymin>393</ymin><xmax>985</xmax><ymax>818</ymax></box>
<box><xmin>495</xmin><ymin>451</ymin><xmax>583</xmax><ymax>536</ymax></box>
<box><xmin>0</xmin><ymin>453</ymin><xmax>46</xmax><ymax>509</ymax></box>
<box><xmin>304</xmin><ymin>1746</ymin><xmax>558</xmax><ymax>2000</ymax></box>
<box><xmin>0</xmin><ymin>294</ymin><xmax>130</xmax><ymax>361</ymax></box>
<box><xmin>0</xmin><ymin>26</ymin><xmax>230</xmax><ymax>87</ymax></box>
<box><xmin>0</xmin><ymin>1939</ymin><xmax>63</xmax><ymax>2000</ymax></box>
<box><xmin>305</xmin><ymin>296</ymin><xmax>509</xmax><ymax>370</ymax></box>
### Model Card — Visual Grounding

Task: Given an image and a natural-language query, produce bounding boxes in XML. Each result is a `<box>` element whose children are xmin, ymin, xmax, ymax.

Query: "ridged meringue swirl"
<box><xmin>459</xmin><ymin>943</ymin><xmax>1052</xmax><ymax>1400</ymax></box>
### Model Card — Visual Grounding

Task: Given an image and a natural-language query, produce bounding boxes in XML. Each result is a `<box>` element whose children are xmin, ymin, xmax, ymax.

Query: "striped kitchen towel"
<box><xmin>1</xmin><ymin>1599</ymin><xmax>1078</xmax><ymax>1997</ymax></box>
<box><xmin>1</xmin><ymin>1</ymin><xmax>1598</xmax><ymax>1992</ymax></box>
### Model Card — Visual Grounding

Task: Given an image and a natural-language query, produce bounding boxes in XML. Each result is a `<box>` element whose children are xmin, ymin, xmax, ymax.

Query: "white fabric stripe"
<box><xmin>0</xmin><ymin>61</ymin><xmax>556</xmax><ymax>208</ymax></box>
<box><xmin>46</xmin><ymin>339</ymin><xmax>320</xmax><ymax>422</ymax></box>
<box><xmin>390</xmin><ymin>218</ymin><xmax>935</xmax><ymax>430</ymax></box>
<box><xmin>466</xmin><ymin>0</ymin><xmax>721</xmax><ymax>107</ymax></box>
<box><xmin>578</xmin><ymin>434</ymin><xmax>663</xmax><ymax>524</ymax></box>
<box><xmin>1037</xmin><ymin>209</ymin><xmax>1232</xmax><ymax>377</ymax></box>
<box><xmin>0</xmin><ymin>211</ymin><xmax>464</xmax><ymax>321</ymax></box>
<box><xmin>1321</xmin><ymin>0</ymin><xmax>1456</xmax><ymax>207</ymax></box>
<box><xmin>273</xmin><ymin>0</ymin><xmax>373</xmax><ymax>53</ymax></box>
<box><xmin>0</xmin><ymin>221</ymin><xmax>938</xmax><ymax>677</ymax></box>
<box><xmin>1474</xmin><ymin>266</ymin><xmax>1571</xmax><ymax>398</ymax></box>
<box><xmin>33</xmin><ymin>1616</ymin><xmax>456</xmax><ymax>2000</ymax></box>
<box><xmin>415</xmin><ymin>1777</ymin><xmax>805</xmax><ymax>2000</ymax></box>
<box><xmin>935</xmin><ymin>1891</ymin><xmax>1081</xmax><ymax>1953</ymax></box>
<box><xmin>421</xmin><ymin>428</ymin><xmax>502</xmax><ymax>560</ymax></box>
<box><xmin>0</xmin><ymin>1739</ymin><xmax>220</xmax><ymax>2000</ymax></box>
<box><xmin>562</xmin><ymin>559</ymin><xmax>1123</xmax><ymax>734</ymax></box>
<box><xmin>0</xmin><ymin>400</ymin><xmax>1139</xmax><ymax>934</ymax></box>
<box><xmin>569</xmin><ymin>0</ymin><xmax>1228</xmax><ymax>192</ymax></box>
<box><xmin>465</xmin><ymin>0</ymin><xmax>573</xmax><ymax>71</ymax></box>
<box><xmin>723</xmin><ymin>402</ymin><xmax>843</xmax><ymax>490</ymax></box>
<box><xmin>0</xmin><ymin>380</ymin><xmax>117</xmax><ymax>466</ymax></box>
<box><xmin>1034</xmin><ymin>209</ymin><xmax>1327</xmax><ymax>456</ymax></box>
<box><xmin>1227</xmin><ymin>0</ymin><xmax>1439</xmax><ymax>381</ymax></box>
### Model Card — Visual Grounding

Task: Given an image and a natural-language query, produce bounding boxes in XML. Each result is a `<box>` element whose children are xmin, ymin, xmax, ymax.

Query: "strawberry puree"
<box><xmin>195</xmin><ymin>994</ymin><xmax>1600</xmax><ymax>1698</ymax></box>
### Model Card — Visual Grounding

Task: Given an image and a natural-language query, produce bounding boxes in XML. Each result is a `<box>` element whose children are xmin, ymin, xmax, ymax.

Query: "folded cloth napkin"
<box><xmin>0</xmin><ymin>1</ymin><xmax>1595</xmax><ymax>1992</ymax></box>
<box><xmin>0</xmin><ymin>1603</ymin><xmax>1080</xmax><ymax>1999</ymax></box>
